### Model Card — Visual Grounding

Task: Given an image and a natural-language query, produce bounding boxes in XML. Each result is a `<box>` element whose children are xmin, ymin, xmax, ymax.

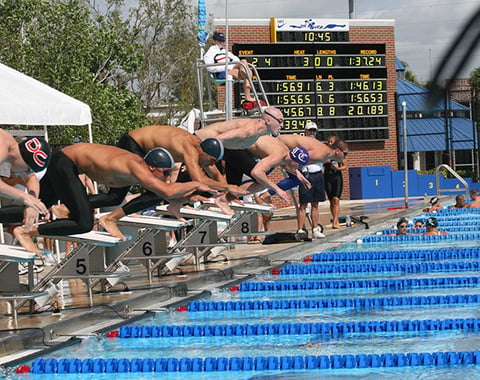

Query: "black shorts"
<box><xmin>299</xmin><ymin>172</ymin><xmax>326</xmax><ymax>204</ymax></box>
<box><xmin>117</xmin><ymin>132</ymin><xmax>146</xmax><ymax>157</ymax></box>
<box><xmin>325</xmin><ymin>172</ymin><xmax>343</xmax><ymax>199</ymax></box>
<box><xmin>224</xmin><ymin>148</ymin><xmax>257</xmax><ymax>186</ymax></box>
<box><xmin>38</xmin><ymin>151</ymin><xmax>94</xmax><ymax>236</ymax></box>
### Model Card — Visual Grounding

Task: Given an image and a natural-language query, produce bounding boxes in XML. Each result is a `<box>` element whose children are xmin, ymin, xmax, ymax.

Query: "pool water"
<box><xmin>8</xmin><ymin>211</ymin><xmax>480</xmax><ymax>379</ymax></box>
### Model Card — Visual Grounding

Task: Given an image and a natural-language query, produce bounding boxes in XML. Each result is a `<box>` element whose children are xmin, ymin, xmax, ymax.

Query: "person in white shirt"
<box><xmin>203</xmin><ymin>31</ymin><xmax>255</xmax><ymax>102</ymax></box>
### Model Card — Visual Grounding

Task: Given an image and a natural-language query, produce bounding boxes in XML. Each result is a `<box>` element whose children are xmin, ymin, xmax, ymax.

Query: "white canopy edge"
<box><xmin>0</xmin><ymin>62</ymin><xmax>92</xmax><ymax>126</ymax></box>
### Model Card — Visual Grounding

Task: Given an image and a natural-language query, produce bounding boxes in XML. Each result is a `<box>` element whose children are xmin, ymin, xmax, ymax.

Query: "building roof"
<box><xmin>398</xmin><ymin>117</ymin><xmax>477</xmax><ymax>152</ymax></box>
<box><xmin>396</xmin><ymin>79</ymin><xmax>475</xmax><ymax>152</ymax></box>
<box><xmin>396</xmin><ymin>79</ymin><xmax>469</xmax><ymax>112</ymax></box>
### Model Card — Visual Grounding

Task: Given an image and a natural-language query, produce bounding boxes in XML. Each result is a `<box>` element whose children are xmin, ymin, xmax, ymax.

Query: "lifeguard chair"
<box><xmin>195</xmin><ymin>59</ymin><xmax>269</xmax><ymax>126</ymax></box>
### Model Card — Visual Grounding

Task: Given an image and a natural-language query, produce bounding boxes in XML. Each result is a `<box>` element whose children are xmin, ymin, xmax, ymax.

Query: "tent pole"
<box><xmin>88</xmin><ymin>123</ymin><xmax>93</xmax><ymax>143</ymax></box>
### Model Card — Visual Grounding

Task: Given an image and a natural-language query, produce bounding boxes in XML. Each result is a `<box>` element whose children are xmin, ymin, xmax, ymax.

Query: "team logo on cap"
<box><xmin>24</xmin><ymin>138</ymin><xmax>49</xmax><ymax>168</ymax></box>
<box><xmin>289</xmin><ymin>146</ymin><xmax>309</xmax><ymax>166</ymax></box>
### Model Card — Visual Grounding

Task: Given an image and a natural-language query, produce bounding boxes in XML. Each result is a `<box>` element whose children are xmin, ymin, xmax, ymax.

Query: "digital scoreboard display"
<box><xmin>275</xmin><ymin>30</ymin><xmax>349</xmax><ymax>43</ymax></box>
<box><xmin>233</xmin><ymin>42</ymin><xmax>389</xmax><ymax>141</ymax></box>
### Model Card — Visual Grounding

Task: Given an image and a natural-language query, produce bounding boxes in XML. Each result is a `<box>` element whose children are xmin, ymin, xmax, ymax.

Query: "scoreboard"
<box><xmin>232</xmin><ymin>20</ymin><xmax>390</xmax><ymax>141</ymax></box>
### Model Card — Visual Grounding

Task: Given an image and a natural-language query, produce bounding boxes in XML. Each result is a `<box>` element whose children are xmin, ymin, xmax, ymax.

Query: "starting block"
<box><xmin>25</xmin><ymin>230</ymin><xmax>126</xmax><ymax>307</ymax></box>
<box><xmin>0</xmin><ymin>244</ymin><xmax>46</xmax><ymax>322</ymax></box>
<box><xmin>200</xmin><ymin>200</ymin><xmax>274</xmax><ymax>241</ymax></box>
<box><xmin>94</xmin><ymin>213</ymin><xmax>191</xmax><ymax>282</ymax></box>
<box><xmin>153</xmin><ymin>205</ymin><xmax>236</xmax><ymax>270</ymax></box>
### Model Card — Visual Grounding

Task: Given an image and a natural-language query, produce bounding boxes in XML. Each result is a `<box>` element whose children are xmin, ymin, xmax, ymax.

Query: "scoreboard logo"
<box><xmin>275</xmin><ymin>18</ymin><xmax>349</xmax><ymax>31</ymax></box>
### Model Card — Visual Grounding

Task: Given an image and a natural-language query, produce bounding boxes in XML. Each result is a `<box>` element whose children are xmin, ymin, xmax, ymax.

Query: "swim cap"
<box><xmin>144</xmin><ymin>148</ymin><xmax>174</xmax><ymax>169</ymax></box>
<box><xmin>289</xmin><ymin>146</ymin><xmax>309</xmax><ymax>166</ymax></box>
<box><xmin>18</xmin><ymin>137</ymin><xmax>51</xmax><ymax>172</ymax></box>
<box><xmin>200</xmin><ymin>138</ymin><xmax>224</xmax><ymax>161</ymax></box>
<box><xmin>426</xmin><ymin>217</ymin><xmax>438</xmax><ymax>228</ymax></box>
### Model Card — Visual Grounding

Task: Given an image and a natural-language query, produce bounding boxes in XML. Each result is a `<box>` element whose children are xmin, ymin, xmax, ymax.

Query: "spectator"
<box><xmin>423</xmin><ymin>217</ymin><xmax>447</xmax><ymax>235</ymax></box>
<box><xmin>323</xmin><ymin>133</ymin><xmax>347</xmax><ymax>229</ymax></box>
<box><xmin>413</xmin><ymin>219</ymin><xmax>425</xmax><ymax>229</ymax></box>
<box><xmin>467</xmin><ymin>189</ymin><xmax>480</xmax><ymax>208</ymax></box>
<box><xmin>388</xmin><ymin>217</ymin><xmax>410</xmax><ymax>236</ymax></box>
<box><xmin>296</xmin><ymin>122</ymin><xmax>326</xmax><ymax>239</ymax></box>
<box><xmin>246</xmin><ymin>190</ymin><xmax>274</xmax><ymax>244</ymax></box>
<box><xmin>449</xmin><ymin>194</ymin><xmax>466</xmax><ymax>209</ymax></box>
<box><xmin>422</xmin><ymin>196</ymin><xmax>442</xmax><ymax>213</ymax></box>
<box><xmin>203</xmin><ymin>31</ymin><xmax>255</xmax><ymax>102</ymax></box>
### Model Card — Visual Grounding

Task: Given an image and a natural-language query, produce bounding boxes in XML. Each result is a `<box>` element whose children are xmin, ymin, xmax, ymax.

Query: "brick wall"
<box><xmin>213</xmin><ymin>20</ymin><xmax>397</xmax><ymax>207</ymax></box>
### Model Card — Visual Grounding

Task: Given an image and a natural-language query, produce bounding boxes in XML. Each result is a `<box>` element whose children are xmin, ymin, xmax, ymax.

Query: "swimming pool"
<box><xmin>7</xmin><ymin>210</ymin><xmax>480</xmax><ymax>379</ymax></box>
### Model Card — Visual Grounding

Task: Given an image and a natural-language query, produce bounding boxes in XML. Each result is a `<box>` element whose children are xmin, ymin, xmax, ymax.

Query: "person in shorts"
<box><xmin>295</xmin><ymin>122</ymin><xmax>326</xmax><ymax>239</ymax></box>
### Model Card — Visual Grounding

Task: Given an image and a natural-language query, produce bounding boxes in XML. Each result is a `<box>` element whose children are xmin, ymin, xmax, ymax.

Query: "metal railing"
<box><xmin>435</xmin><ymin>164</ymin><xmax>469</xmax><ymax>198</ymax></box>
<box><xmin>195</xmin><ymin>59</ymin><xmax>269</xmax><ymax>123</ymax></box>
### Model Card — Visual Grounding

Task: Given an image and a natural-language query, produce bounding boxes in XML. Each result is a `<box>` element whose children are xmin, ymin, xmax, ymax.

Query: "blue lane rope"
<box><xmin>361</xmin><ymin>233</ymin><xmax>480</xmax><ymax>243</ymax></box>
<box><xmin>438</xmin><ymin>221</ymin><xmax>480</xmax><ymax>226</ymax></box>
<box><xmin>116</xmin><ymin>317</ymin><xmax>480</xmax><ymax>339</ymax></box>
<box><xmin>29</xmin><ymin>350</ymin><xmax>480</xmax><ymax>373</ymax></box>
<box><xmin>238</xmin><ymin>276</ymin><xmax>480</xmax><ymax>292</ymax></box>
<box><xmin>280</xmin><ymin>261</ymin><xmax>480</xmax><ymax>275</ymax></box>
<box><xmin>402</xmin><ymin>221</ymin><xmax>480</xmax><ymax>227</ymax></box>
<box><xmin>425</xmin><ymin>208</ymin><xmax>480</xmax><ymax>216</ymax></box>
<box><xmin>418</xmin><ymin>216</ymin><xmax>480</xmax><ymax>222</ymax></box>
<box><xmin>309</xmin><ymin>247</ymin><xmax>480</xmax><ymax>262</ymax></box>
<box><xmin>184</xmin><ymin>293</ymin><xmax>480</xmax><ymax>312</ymax></box>
<box><xmin>382</xmin><ymin>226</ymin><xmax>479</xmax><ymax>234</ymax></box>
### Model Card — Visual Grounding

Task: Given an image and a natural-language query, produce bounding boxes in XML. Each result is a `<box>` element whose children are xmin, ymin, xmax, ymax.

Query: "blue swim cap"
<box><xmin>289</xmin><ymin>146</ymin><xmax>309</xmax><ymax>166</ymax></box>
<box><xmin>144</xmin><ymin>148</ymin><xmax>174</xmax><ymax>169</ymax></box>
<box><xmin>18</xmin><ymin>137</ymin><xmax>51</xmax><ymax>172</ymax></box>
<box><xmin>200</xmin><ymin>138</ymin><xmax>224</xmax><ymax>161</ymax></box>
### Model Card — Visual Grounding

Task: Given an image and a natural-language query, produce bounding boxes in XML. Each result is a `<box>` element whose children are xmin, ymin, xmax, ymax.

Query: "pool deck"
<box><xmin>0</xmin><ymin>196</ymin><xmax>437</xmax><ymax>366</ymax></box>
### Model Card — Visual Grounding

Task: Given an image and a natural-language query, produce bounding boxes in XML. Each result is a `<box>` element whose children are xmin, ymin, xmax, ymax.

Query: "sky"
<box><xmin>204</xmin><ymin>0</ymin><xmax>480</xmax><ymax>83</ymax></box>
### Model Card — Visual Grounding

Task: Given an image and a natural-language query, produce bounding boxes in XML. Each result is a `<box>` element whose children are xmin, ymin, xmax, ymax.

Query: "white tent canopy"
<box><xmin>0</xmin><ymin>62</ymin><xmax>93</xmax><ymax>243</ymax></box>
<box><xmin>0</xmin><ymin>62</ymin><xmax>92</xmax><ymax>139</ymax></box>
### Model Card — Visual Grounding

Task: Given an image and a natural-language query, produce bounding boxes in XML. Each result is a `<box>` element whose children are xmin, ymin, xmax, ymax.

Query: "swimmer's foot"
<box><xmin>98</xmin><ymin>215</ymin><xmax>126</xmax><ymax>241</ymax></box>
<box><xmin>248</xmin><ymin>237</ymin><xmax>262</xmax><ymax>244</ymax></box>
<box><xmin>13</xmin><ymin>226</ymin><xmax>41</xmax><ymax>255</ymax></box>
<box><xmin>51</xmin><ymin>204</ymin><xmax>70</xmax><ymax>219</ymax></box>
<box><xmin>214</xmin><ymin>195</ymin><xmax>234</xmax><ymax>215</ymax></box>
<box><xmin>166</xmin><ymin>203</ymin><xmax>188</xmax><ymax>223</ymax></box>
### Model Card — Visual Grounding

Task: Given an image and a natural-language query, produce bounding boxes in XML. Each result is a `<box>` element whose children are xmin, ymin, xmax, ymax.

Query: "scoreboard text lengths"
<box><xmin>234</xmin><ymin>43</ymin><xmax>389</xmax><ymax>141</ymax></box>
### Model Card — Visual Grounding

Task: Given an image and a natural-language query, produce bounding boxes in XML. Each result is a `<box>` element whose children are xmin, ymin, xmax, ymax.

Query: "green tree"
<box><xmin>470</xmin><ymin>67</ymin><xmax>480</xmax><ymax>122</ymax></box>
<box><xmin>128</xmin><ymin>0</ymin><xmax>201</xmax><ymax>124</ymax></box>
<box><xmin>469</xmin><ymin>67</ymin><xmax>480</xmax><ymax>90</ymax></box>
<box><xmin>401</xmin><ymin>60</ymin><xmax>420</xmax><ymax>85</ymax></box>
<box><xmin>0</xmin><ymin>0</ymin><xmax>145</xmax><ymax>145</ymax></box>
